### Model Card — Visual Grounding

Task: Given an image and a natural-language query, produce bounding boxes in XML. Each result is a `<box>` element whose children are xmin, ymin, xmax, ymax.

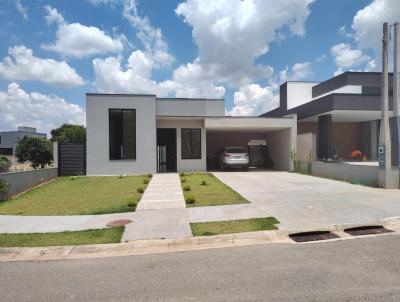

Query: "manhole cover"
<box><xmin>106</xmin><ymin>219</ymin><xmax>132</xmax><ymax>227</ymax></box>
<box><xmin>289</xmin><ymin>231</ymin><xmax>339</xmax><ymax>243</ymax></box>
<box><xmin>344</xmin><ymin>225</ymin><xmax>393</xmax><ymax>236</ymax></box>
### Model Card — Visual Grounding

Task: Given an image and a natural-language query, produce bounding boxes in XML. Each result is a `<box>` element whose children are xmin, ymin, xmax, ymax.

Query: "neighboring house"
<box><xmin>86</xmin><ymin>94</ymin><xmax>297</xmax><ymax>175</ymax></box>
<box><xmin>261</xmin><ymin>72</ymin><xmax>399</xmax><ymax>165</ymax></box>
<box><xmin>0</xmin><ymin>127</ymin><xmax>47</xmax><ymax>156</ymax></box>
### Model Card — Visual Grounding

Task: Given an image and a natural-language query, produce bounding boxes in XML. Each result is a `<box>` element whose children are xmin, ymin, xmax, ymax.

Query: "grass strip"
<box><xmin>0</xmin><ymin>227</ymin><xmax>124</xmax><ymax>247</ymax></box>
<box><xmin>190</xmin><ymin>217</ymin><xmax>279</xmax><ymax>236</ymax></box>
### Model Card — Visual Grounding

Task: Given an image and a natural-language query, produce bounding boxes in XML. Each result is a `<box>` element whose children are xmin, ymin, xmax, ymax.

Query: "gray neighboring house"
<box><xmin>261</xmin><ymin>71</ymin><xmax>399</xmax><ymax>165</ymax></box>
<box><xmin>86</xmin><ymin>94</ymin><xmax>297</xmax><ymax>175</ymax></box>
<box><xmin>0</xmin><ymin>126</ymin><xmax>47</xmax><ymax>156</ymax></box>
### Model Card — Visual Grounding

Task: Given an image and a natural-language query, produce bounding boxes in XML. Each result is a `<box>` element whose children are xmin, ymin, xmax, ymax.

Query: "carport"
<box><xmin>204</xmin><ymin>116</ymin><xmax>297</xmax><ymax>171</ymax></box>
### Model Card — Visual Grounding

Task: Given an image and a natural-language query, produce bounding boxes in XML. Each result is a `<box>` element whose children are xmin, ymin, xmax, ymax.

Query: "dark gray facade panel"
<box><xmin>312</xmin><ymin>72</ymin><xmax>393</xmax><ymax>98</ymax></box>
<box><xmin>318</xmin><ymin>115</ymin><xmax>333</xmax><ymax>159</ymax></box>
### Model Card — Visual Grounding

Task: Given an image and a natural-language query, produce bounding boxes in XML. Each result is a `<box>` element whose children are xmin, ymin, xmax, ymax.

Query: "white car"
<box><xmin>216</xmin><ymin>147</ymin><xmax>249</xmax><ymax>171</ymax></box>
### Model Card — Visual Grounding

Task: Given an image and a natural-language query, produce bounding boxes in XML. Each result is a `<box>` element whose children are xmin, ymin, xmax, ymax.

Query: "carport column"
<box><xmin>318</xmin><ymin>114</ymin><xmax>333</xmax><ymax>160</ymax></box>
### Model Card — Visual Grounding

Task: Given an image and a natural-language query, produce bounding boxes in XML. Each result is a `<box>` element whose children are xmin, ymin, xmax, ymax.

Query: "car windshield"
<box><xmin>225</xmin><ymin>147</ymin><xmax>246</xmax><ymax>154</ymax></box>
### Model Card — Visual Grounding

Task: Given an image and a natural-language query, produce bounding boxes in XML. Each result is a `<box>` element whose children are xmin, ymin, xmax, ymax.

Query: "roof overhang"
<box><xmin>300</xmin><ymin>110</ymin><xmax>394</xmax><ymax>122</ymax></box>
<box><xmin>204</xmin><ymin>117</ymin><xmax>295</xmax><ymax>132</ymax></box>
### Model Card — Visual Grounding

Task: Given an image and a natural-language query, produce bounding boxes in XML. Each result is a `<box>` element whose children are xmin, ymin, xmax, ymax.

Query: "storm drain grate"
<box><xmin>289</xmin><ymin>231</ymin><xmax>340</xmax><ymax>243</ymax></box>
<box><xmin>344</xmin><ymin>225</ymin><xmax>393</xmax><ymax>236</ymax></box>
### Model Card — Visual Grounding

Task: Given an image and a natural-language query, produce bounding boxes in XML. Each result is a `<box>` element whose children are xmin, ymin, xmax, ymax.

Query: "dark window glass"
<box><xmin>181</xmin><ymin>129</ymin><xmax>201</xmax><ymax>159</ymax></box>
<box><xmin>109</xmin><ymin>109</ymin><xmax>136</xmax><ymax>160</ymax></box>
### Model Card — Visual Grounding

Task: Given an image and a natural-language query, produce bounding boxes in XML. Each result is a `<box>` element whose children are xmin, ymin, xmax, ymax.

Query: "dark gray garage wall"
<box><xmin>0</xmin><ymin>168</ymin><xmax>57</xmax><ymax>200</ymax></box>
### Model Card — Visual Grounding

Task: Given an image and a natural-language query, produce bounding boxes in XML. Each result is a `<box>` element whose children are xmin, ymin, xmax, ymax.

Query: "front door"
<box><xmin>157</xmin><ymin>128</ymin><xmax>177</xmax><ymax>172</ymax></box>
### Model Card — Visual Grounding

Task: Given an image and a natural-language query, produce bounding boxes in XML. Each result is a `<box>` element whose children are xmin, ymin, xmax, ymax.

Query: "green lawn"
<box><xmin>180</xmin><ymin>173</ymin><xmax>248</xmax><ymax>207</ymax></box>
<box><xmin>0</xmin><ymin>175</ymin><xmax>150</xmax><ymax>215</ymax></box>
<box><xmin>190</xmin><ymin>217</ymin><xmax>280</xmax><ymax>236</ymax></box>
<box><xmin>0</xmin><ymin>227</ymin><xmax>124</xmax><ymax>247</ymax></box>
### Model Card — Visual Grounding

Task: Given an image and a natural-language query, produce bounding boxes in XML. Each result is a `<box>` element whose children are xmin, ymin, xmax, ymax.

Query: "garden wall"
<box><xmin>310</xmin><ymin>162</ymin><xmax>379</xmax><ymax>187</ymax></box>
<box><xmin>0</xmin><ymin>168</ymin><xmax>58</xmax><ymax>200</ymax></box>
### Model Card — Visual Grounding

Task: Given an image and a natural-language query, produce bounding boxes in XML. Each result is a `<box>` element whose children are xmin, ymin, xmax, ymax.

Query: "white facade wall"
<box><xmin>156</xmin><ymin>99</ymin><xmax>225</xmax><ymax>116</ymax></box>
<box><xmin>287</xmin><ymin>82</ymin><xmax>319</xmax><ymax>109</ymax></box>
<box><xmin>86</xmin><ymin>95</ymin><xmax>157</xmax><ymax>175</ymax></box>
<box><xmin>156</xmin><ymin>118</ymin><xmax>207</xmax><ymax>172</ymax></box>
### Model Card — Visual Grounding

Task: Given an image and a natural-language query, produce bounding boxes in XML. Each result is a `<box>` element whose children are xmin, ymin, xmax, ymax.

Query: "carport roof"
<box><xmin>204</xmin><ymin>116</ymin><xmax>296</xmax><ymax>132</ymax></box>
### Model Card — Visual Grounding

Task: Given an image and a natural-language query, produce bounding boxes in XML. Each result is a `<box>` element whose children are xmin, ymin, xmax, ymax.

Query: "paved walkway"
<box><xmin>122</xmin><ymin>174</ymin><xmax>192</xmax><ymax>241</ymax></box>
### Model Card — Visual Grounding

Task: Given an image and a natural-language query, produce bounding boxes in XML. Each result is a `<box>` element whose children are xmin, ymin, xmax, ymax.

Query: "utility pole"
<box><xmin>378</xmin><ymin>22</ymin><xmax>393</xmax><ymax>188</ymax></box>
<box><xmin>394</xmin><ymin>22</ymin><xmax>400</xmax><ymax>187</ymax></box>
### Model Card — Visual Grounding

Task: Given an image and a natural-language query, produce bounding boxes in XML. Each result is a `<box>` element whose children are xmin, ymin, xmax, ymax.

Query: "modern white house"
<box><xmin>86</xmin><ymin>94</ymin><xmax>297</xmax><ymax>175</ymax></box>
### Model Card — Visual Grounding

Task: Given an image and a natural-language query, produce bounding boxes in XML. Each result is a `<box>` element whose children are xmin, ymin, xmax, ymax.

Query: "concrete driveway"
<box><xmin>208</xmin><ymin>171</ymin><xmax>400</xmax><ymax>230</ymax></box>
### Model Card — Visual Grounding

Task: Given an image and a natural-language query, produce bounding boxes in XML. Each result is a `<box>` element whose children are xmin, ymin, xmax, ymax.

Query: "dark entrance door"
<box><xmin>157</xmin><ymin>128</ymin><xmax>177</xmax><ymax>172</ymax></box>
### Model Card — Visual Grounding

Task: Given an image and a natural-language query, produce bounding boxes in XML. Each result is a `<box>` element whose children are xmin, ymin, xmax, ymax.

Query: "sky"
<box><xmin>0</xmin><ymin>0</ymin><xmax>399</xmax><ymax>134</ymax></box>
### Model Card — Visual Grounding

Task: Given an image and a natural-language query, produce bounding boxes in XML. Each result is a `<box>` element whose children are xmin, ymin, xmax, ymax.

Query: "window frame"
<box><xmin>108</xmin><ymin>108</ymin><xmax>136</xmax><ymax>160</ymax></box>
<box><xmin>181</xmin><ymin>128</ymin><xmax>201</xmax><ymax>160</ymax></box>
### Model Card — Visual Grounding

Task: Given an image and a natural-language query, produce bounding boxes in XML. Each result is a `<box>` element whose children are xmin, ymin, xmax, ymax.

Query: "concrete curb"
<box><xmin>1</xmin><ymin>217</ymin><xmax>400</xmax><ymax>262</ymax></box>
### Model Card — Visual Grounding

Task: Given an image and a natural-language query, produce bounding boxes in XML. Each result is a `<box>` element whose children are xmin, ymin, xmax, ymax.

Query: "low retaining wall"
<box><xmin>310</xmin><ymin>162</ymin><xmax>379</xmax><ymax>187</ymax></box>
<box><xmin>0</xmin><ymin>168</ymin><xmax>58</xmax><ymax>200</ymax></box>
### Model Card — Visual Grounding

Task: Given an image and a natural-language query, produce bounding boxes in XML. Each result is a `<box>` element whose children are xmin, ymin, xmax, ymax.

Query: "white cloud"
<box><xmin>229</xmin><ymin>84</ymin><xmax>279</xmax><ymax>116</ymax></box>
<box><xmin>0</xmin><ymin>83</ymin><xmax>85</xmax><ymax>134</ymax></box>
<box><xmin>16</xmin><ymin>0</ymin><xmax>28</xmax><ymax>20</ymax></box>
<box><xmin>229</xmin><ymin>61</ymin><xmax>312</xmax><ymax>116</ymax></box>
<box><xmin>352</xmin><ymin>0</ymin><xmax>400</xmax><ymax>54</ymax></box>
<box><xmin>93</xmin><ymin>51</ymin><xmax>169</xmax><ymax>96</ymax></box>
<box><xmin>0</xmin><ymin>45</ymin><xmax>84</xmax><ymax>87</ymax></box>
<box><xmin>331</xmin><ymin>0</ymin><xmax>400</xmax><ymax>73</ymax></box>
<box><xmin>175</xmin><ymin>0</ymin><xmax>314</xmax><ymax>87</ymax></box>
<box><xmin>123</xmin><ymin>0</ymin><xmax>174</xmax><ymax>67</ymax></box>
<box><xmin>279</xmin><ymin>61</ymin><xmax>312</xmax><ymax>83</ymax></box>
<box><xmin>88</xmin><ymin>0</ymin><xmax>118</xmax><ymax>6</ymax></box>
<box><xmin>162</xmin><ymin>61</ymin><xmax>226</xmax><ymax>98</ymax></box>
<box><xmin>316</xmin><ymin>54</ymin><xmax>327</xmax><ymax>63</ymax></box>
<box><xmin>330</xmin><ymin>43</ymin><xmax>370</xmax><ymax>75</ymax></box>
<box><xmin>42</xmin><ymin>6</ymin><xmax>124</xmax><ymax>58</ymax></box>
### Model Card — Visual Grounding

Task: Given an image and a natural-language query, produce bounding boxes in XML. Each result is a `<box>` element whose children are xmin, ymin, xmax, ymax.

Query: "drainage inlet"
<box><xmin>289</xmin><ymin>231</ymin><xmax>339</xmax><ymax>243</ymax></box>
<box><xmin>344</xmin><ymin>225</ymin><xmax>393</xmax><ymax>236</ymax></box>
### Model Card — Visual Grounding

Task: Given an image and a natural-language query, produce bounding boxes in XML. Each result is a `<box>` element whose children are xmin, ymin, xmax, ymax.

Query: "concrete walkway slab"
<box><xmin>122</xmin><ymin>208</ymin><xmax>192</xmax><ymax>241</ymax></box>
<box><xmin>136</xmin><ymin>174</ymin><xmax>185</xmax><ymax>211</ymax></box>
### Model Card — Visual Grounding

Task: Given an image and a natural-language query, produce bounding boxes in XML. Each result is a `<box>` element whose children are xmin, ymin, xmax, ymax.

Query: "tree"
<box><xmin>51</xmin><ymin>124</ymin><xmax>86</xmax><ymax>144</ymax></box>
<box><xmin>0</xmin><ymin>155</ymin><xmax>11</xmax><ymax>173</ymax></box>
<box><xmin>15</xmin><ymin>136</ymin><xmax>53</xmax><ymax>169</ymax></box>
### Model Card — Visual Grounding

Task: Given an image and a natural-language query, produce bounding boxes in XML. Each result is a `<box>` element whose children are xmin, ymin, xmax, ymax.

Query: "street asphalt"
<box><xmin>1</xmin><ymin>234</ymin><xmax>400</xmax><ymax>301</ymax></box>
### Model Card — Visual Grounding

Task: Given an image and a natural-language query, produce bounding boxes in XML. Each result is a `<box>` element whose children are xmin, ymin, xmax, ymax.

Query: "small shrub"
<box><xmin>137</xmin><ymin>186</ymin><xmax>144</xmax><ymax>194</ymax></box>
<box><xmin>127</xmin><ymin>201</ymin><xmax>136</xmax><ymax>208</ymax></box>
<box><xmin>118</xmin><ymin>175</ymin><xmax>124</xmax><ymax>179</ymax></box>
<box><xmin>200</xmin><ymin>180</ymin><xmax>207</xmax><ymax>186</ymax></box>
<box><xmin>0</xmin><ymin>179</ymin><xmax>11</xmax><ymax>194</ymax></box>
<box><xmin>181</xmin><ymin>178</ymin><xmax>187</xmax><ymax>183</ymax></box>
<box><xmin>147</xmin><ymin>173</ymin><xmax>153</xmax><ymax>178</ymax></box>
<box><xmin>0</xmin><ymin>155</ymin><xmax>11</xmax><ymax>173</ymax></box>
<box><xmin>183</xmin><ymin>185</ymin><xmax>191</xmax><ymax>191</ymax></box>
<box><xmin>142</xmin><ymin>178</ymin><xmax>149</xmax><ymax>185</ymax></box>
<box><xmin>185</xmin><ymin>196</ymin><xmax>195</xmax><ymax>204</ymax></box>
<box><xmin>70</xmin><ymin>176</ymin><xmax>76</xmax><ymax>180</ymax></box>
<box><xmin>179</xmin><ymin>172</ymin><xmax>185</xmax><ymax>177</ymax></box>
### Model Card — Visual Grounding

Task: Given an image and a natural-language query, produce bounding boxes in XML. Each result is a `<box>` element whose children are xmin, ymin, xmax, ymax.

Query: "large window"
<box><xmin>181</xmin><ymin>128</ymin><xmax>201</xmax><ymax>159</ymax></box>
<box><xmin>109</xmin><ymin>109</ymin><xmax>136</xmax><ymax>160</ymax></box>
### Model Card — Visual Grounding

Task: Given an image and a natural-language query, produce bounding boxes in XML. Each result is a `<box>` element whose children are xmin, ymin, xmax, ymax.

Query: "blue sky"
<box><xmin>0</xmin><ymin>0</ymin><xmax>398</xmax><ymax>133</ymax></box>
